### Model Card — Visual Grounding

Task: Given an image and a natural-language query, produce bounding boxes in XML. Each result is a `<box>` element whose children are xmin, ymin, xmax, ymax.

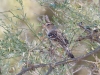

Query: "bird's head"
<box><xmin>43</xmin><ymin>22</ymin><xmax>55</xmax><ymax>32</ymax></box>
<box><xmin>38</xmin><ymin>15</ymin><xmax>55</xmax><ymax>32</ymax></box>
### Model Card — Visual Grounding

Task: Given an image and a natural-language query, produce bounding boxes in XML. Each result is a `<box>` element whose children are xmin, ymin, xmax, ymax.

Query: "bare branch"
<box><xmin>46</xmin><ymin>65</ymin><xmax>54</xmax><ymax>75</ymax></box>
<box><xmin>16</xmin><ymin>46</ymin><xmax>100</xmax><ymax>75</ymax></box>
<box><xmin>77</xmin><ymin>22</ymin><xmax>100</xmax><ymax>43</ymax></box>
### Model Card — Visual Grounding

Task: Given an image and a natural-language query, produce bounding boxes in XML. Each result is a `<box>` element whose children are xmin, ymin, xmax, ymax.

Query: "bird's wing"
<box><xmin>56</xmin><ymin>31</ymin><xmax>69</xmax><ymax>46</ymax></box>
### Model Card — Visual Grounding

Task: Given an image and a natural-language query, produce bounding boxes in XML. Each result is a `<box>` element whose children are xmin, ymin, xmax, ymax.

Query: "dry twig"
<box><xmin>76</xmin><ymin>22</ymin><xmax>100</xmax><ymax>43</ymax></box>
<box><xmin>17</xmin><ymin>46</ymin><xmax>100</xmax><ymax>75</ymax></box>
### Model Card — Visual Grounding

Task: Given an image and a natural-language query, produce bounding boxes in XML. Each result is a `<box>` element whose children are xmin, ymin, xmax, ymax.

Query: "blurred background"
<box><xmin>0</xmin><ymin>0</ymin><xmax>100</xmax><ymax>75</ymax></box>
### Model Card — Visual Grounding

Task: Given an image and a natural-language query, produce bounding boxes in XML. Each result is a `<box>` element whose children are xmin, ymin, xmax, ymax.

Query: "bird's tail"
<box><xmin>65</xmin><ymin>47</ymin><xmax>74</xmax><ymax>58</ymax></box>
<box><xmin>67</xmin><ymin>52</ymin><xmax>74</xmax><ymax>58</ymax></box>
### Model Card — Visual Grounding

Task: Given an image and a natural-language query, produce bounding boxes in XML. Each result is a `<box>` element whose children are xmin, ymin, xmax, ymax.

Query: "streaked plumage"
<box><xmin>42</xmin><ymin>15</ymin><xmax>74</xmax><ymax>58</ymax></box>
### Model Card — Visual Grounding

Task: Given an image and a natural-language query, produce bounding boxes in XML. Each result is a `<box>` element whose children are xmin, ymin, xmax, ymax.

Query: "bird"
<box><xmin>42</xmin><ymin>15</ymin><xmax>74</xmax><ymax>58</ymax></box>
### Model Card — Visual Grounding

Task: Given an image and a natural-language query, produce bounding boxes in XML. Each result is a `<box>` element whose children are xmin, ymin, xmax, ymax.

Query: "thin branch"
<box><xmin>16</xmin><ymin>46</ymin><xmax>100</xmax><ymax>75</ymax></box>
<box><xmin>16</xmin><ymin>64</ymin><xmax>47</xmax><ymax>75</ymax></box>
<box><xmin>77</xmin><ymin>22</ymin><xmax>100</xmax><ymax>43</ymax></box>
<box><xmin>46</xmin><ymin>65</ymin><xmax>54</xmax><ymax>75</ymax></box>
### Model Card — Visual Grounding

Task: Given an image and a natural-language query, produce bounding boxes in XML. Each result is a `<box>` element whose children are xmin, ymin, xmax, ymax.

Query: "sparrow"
<box><xmin>42</xmin><ymin>16</ymin><xmax>74</xmax><ymax>58</ymax></box>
